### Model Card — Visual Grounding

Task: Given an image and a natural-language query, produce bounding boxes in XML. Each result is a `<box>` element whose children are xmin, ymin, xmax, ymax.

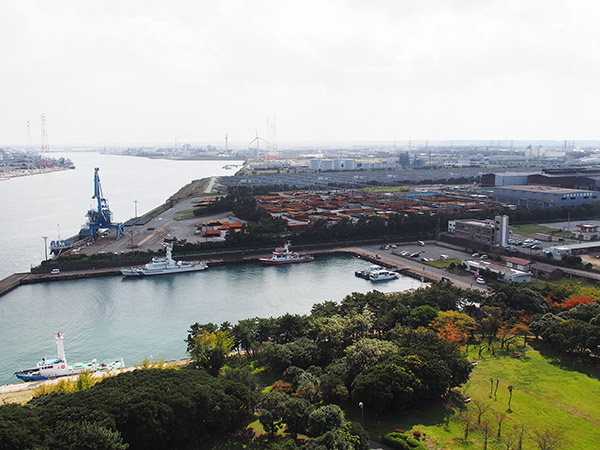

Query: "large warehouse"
<box><xmin>493</xmin><ymin>185</ymin><xmax>599</xmax><ymax>208</ymax></box>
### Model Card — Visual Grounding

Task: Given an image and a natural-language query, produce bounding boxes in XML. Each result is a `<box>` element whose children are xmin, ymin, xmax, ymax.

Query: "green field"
<box><xmin>358</xmin><ymin>346</ymin><xmax>600</xmax><ymax>449</ymax></box>
<box><xmin>511</xmin><ymin>223</ymin><xmax>572</xmax><ymax>240</ymax></box>
<box><xmin>426</xmin><ymin>258</ymin><xmax>462</xmax><ymax>269</ymax></box>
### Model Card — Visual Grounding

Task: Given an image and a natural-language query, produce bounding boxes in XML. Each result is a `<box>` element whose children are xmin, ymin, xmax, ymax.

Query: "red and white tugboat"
<box><xmin>258</xmin><ymin>241</ymin><xmax>315</xmax><ymax>265</ymax></box>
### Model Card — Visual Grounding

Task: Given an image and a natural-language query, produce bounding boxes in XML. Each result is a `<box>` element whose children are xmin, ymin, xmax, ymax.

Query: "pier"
<box><xmin>0</xmin><ymin>243</ymin><xmax>477</xmax><ymax>298</ymax></box>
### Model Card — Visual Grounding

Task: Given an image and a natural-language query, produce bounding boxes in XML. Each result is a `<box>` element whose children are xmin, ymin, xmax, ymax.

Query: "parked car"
<box><xmin>410</xmin><ymin>252</ymin><xmax>420</xmax><ymax>258</ymax></box>
<box><xmin>375</xmin><ymin>254</ymin><xmax>382</xmax><ymax>259</ymax></box>
<box><xmin>50</xmin><ymin>268</ymin><xmax>61</xmax><ymax>275</ymax></box>
<box><xmin>440</xmin><ymin>254</ymin><xmax>449</xmax><ymax>260</ymax></box>
<box><xmin>471</xmin><ymin>253</ymin><xmax>480</xmax><ymax>258</ymax></box>
<box><xmin>480</xmin><ymin>254</ymin><xmax>488</xmax><ymax>259</ymax></box>
<box><xmin>418</xmin><ymin>241</ymin><xmax>425</xmax><ymax>246</ymax></box>
<box><xmin>476</xmin><ymin>277</ymin><xmax>486</xmax><ymax>285</ymax></box>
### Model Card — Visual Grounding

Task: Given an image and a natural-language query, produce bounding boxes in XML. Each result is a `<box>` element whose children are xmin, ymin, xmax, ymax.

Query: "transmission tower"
<box><xmin>266</xmin><ymin>116</ymin><xmax>279</xmax><ymax>160</ymax></box>
<box><xmin>27</xmin><ymin>120</ymin><xmax>33</xmax><ymax>152</ymax></box>
<box><xmin>40</xmin><ymin>113</ymin><xmax>50</xmax><ymax>167</ymax></box>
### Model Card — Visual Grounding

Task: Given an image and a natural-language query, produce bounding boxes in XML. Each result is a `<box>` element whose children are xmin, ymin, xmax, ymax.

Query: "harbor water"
<box><xmin>0</xmin><ymin>152</ymin><xmax>243</xmax><ymax>279</ymax></box>
<box><xmin>0</xmin><ymin>255</ymin><xmax>425</xmax><ymax>383</ymax></box>
<box><xmin>0</xmin><ymin>152</ymin><xmax>425</xmax><ymax>384</ymax></box>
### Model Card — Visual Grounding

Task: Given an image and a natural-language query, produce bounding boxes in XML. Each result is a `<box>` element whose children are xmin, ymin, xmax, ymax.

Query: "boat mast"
<box><xmin>165</xmin><ymin>243</ymin><xmax>175</xmax><ymax>265</ymax></box>
<box><xmin>54</xmin><ymin>332</ymin><xmax>66</xmax><ymax>362</ymax></box>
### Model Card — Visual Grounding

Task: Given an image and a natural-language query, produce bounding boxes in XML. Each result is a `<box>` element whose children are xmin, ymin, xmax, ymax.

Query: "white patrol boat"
<box><xmin>121</xmin><ymin>243</ymin><xmax>208</xmax><ymax>276</ymax></box>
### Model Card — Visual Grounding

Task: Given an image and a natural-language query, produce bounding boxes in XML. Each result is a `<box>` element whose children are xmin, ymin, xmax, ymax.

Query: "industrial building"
<box><xmin>574</xmin><ymin>224</ymin><xmax>600</xmax><ymax>241</ymax></box>
<box><xmin>528</xmin><ymin>168</ymin><xmax>600</xmax><ymax>191</ymax></box>
<box><xmin>482</xmin><ymin>168</ymin><xmax>600</xmax><ymax>191</ymax></box>
<box><xmin>480</xmin><ymin>172</ymin><xmax>534</xmax><ymax>187</ymax></box>
<box><xmin>493</xmin><ymin>185</ymin><xmax>598</xmax><ymax>208</ymax></box>
<box><xmin>546</xmin><ymin>241</ymin><xmax>600</xmax><ymax>260</ymax></box>
<box><xmin>462</xmin><ymin>259</ymin><xmax>531</xmax><ymax>283</ymax></box>
<box><xmin>447</xmin><ymin>215</ymin><xmax>509</xmax><ymax>247</ymax></box>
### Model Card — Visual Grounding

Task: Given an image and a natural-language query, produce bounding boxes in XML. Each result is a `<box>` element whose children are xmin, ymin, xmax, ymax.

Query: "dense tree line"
<box><xmin>4</xmin><ymin>281</ymin><xmax>599</xmax><ymax>449</ymax></box>
<box><xmin>187</xmin><ymin>282</ymin><xmax>476</xmax><ymax>419</ymax></box>
<box><xmin>531</xmin><ymin>301</ymin><xmax>600</xmax><ymax>355</ymax></box>
<box><xmin>0</xmin><ymin>369</ymin><xmax>256</xmax><ymax>450</ymax></box>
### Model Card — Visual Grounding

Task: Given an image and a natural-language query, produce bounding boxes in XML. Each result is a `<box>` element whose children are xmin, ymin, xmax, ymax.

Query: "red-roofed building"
<box><xmin>506</xmin><ymin>257</ymin><xmax>533</xmax><ymax>272</ymax></box>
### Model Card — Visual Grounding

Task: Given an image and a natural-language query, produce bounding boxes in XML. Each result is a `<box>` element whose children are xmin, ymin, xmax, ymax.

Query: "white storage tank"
<box><xmin>309</xmin><ymin>159</ymin><xmax>321</xmax><ymax>171</ymax></box>
<box><xmin>333</xmin><ymin>159</ymin><xmax>343</xmax><ymax>170</ymax></box>
<box><xmin>342</xmin><ymin>159</ymin><xmax>356</xmax><ymax>170</ymax></box>
<box><xmin>320</xmin><ymin>160</ymin><xmax>334</xmax><ymax>171</ymax></box>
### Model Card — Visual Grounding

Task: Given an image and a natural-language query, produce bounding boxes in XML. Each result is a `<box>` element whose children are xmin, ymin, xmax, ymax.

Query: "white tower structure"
<box><xmin>54</xmin><ymin>332</ymin><xmax>66</xmax><ymax>361</ymax></box>
<box><xmin>494</xmin><ymin>215</ymin><xmax>509</xmax><ymax>247</ymax></box>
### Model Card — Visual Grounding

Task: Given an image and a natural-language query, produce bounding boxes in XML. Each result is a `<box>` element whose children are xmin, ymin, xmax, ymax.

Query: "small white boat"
<box><xmin>14</xmin><ymin>332</ymin><xmax>124</xmax><ymax>382</ymax></box>
<box><xmin>368</xmin><ymin>269</ymin><xmax>399</xmax><ymax>282</ymax></box>
<box><xmin>121</xmin><ymin>243</ymin><xmax>207</xmax><ymax>276</ymax></box>
<box><xmin>355</xmin><ymin>265</ymin><xmax>382</xmax><ymax>279</ymax></box>
<box><xmin>258</xmin><ymin>241</ymin><xmax>314</xmax><ymax>265</ymax></box>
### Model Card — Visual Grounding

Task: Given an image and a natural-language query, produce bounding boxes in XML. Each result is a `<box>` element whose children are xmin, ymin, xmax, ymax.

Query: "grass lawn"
<box><xmin>427</xmin><ymin>258</ymin><xmax>462</xmax><ymax>269</ymax></box>
<box><xmin>511</xmin><ymin>223</ymin><xmax>572</xmax><ymax>240</ymax></box>
<box><xmin>356</xmin><ymin>346</ymin><xmax>600</xmax><ymax>450</ymax></box>
<box><xmin>529</xmin><ymin>276</ymin><xmax>600</xmax><ymax>290</ymax></box>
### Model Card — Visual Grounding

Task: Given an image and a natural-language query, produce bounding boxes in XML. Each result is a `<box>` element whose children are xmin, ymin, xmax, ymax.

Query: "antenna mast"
<box><xmin>27</xmin><ymin>121</ymin><xmax>33</xmax><ymax>152</ymax></box>
<box><xmin>40</xmin><ymin>113</ymin><xmax>50</xmax><ymax>167</ymax></box>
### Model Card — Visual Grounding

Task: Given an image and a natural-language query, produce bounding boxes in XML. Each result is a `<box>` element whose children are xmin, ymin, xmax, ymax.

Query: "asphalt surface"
<box><xmin>76</xmin><ymin>195</ymin><xmax>235</xmax><ymax>256</ymax></box>
<box><xmin>358</xmin><ymin>241</ymin><xmax>487</xmax><ymax>291</ymax></box>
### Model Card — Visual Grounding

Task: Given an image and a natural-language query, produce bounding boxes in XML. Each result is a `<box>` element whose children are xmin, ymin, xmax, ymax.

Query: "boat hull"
<box><xmin>258</xmin><ymin>256</ymin><xmax>315</xmax><ymax>265</ymax></box>
<box><xmin>15</xmin><ymin>372</ymin><xmax>48</xmax><ymax>381</ymax></box>
<box><xmin>121</xmin><ymin>264</ymin><xmax>207</xmax><ymax>276</ymax></box>
<box><xmin>15</xmin><ymin>358</ymin><xmax>125</xmax><ymax>382</ymax></box>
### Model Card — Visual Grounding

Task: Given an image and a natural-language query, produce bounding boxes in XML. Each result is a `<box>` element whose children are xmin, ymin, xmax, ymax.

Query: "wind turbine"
<box><xmin>248</xmin><ymin>126</ymin><xmax>268</xmax><ymax>153</ymax></box>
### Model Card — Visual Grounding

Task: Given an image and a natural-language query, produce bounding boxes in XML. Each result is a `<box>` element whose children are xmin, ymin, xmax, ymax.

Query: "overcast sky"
<box><xmin>2</xmin><ymin>0</ymin><xmax>599</xmax><ymax>146</ymax></box>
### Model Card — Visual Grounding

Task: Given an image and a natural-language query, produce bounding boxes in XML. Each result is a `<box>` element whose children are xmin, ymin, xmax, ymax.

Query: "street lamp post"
<box><xmin>134</xmin><ymin>200</ymin><xmax>138</xmax><ymax>219</ymax></box>
<box><xmin>42</xmin><ymin>236</ymin><xmax>48</xmax><ymax>261</ymax></box>
<box><xmin>358</xmin><ymin>402</ymin><xmax>364</xmax><ymax>426</ymax></box>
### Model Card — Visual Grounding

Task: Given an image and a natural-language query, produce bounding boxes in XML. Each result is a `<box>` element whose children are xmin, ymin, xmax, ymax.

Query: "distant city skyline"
<box><xmin>2</xmin><ymin>1</ymin><xmax>600</xmax><ymax>146</ymax></box>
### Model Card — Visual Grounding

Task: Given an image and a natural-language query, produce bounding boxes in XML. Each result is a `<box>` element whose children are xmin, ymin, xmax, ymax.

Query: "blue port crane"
<box><xmin>86</xmin><ymin>167</ymin><xmax>124</xmax><ymax>241</ymax></box>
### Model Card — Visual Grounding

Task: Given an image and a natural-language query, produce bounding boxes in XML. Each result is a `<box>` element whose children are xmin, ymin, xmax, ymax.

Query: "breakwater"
<box><xmin>0</xmin><ymin>243</ymin><xmax>437</xmax><ymax>298</ymax></box>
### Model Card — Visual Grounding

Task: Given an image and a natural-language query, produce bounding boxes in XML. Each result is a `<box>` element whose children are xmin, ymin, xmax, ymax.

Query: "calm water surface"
<box><xmin>0</xmin><ymin>152</ymin><xmax>242</xmax><ymax>278</ymax></box>
<box><xmin>0</xmin><ymin>255</ymin><xmax>425</xmax><ymax>383</ymax></box>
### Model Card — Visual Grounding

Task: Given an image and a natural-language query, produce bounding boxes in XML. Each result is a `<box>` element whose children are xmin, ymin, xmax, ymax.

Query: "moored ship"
<box><xmin>14</xmin><ymin>332</ymin><xmax>124</xmax><ymax>382</ymax></box>
<box><xmin>355</xmin><ymin>265</ymin><xmax>383</xmax><ymax>279</ymax></box>
<box><xmin>121</xmin><ymin>243</ymin><xmax>208</xmax><ymax>276</ymax></box>
<box><xmin>368</xmin><ymin>268</ymin><xmax>399</xmax><ymax>282</ymax></box>
<box><xmin>258</xmin><ymin>242</ymin><xmax>314</xmax><ymax>265</ymax></box>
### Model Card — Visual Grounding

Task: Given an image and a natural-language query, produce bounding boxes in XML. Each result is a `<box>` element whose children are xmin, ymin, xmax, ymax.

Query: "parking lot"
<box><xmin>360</xmin><ymin>241</ymin><xmax>488</xmax><ymax>290</ymax></box>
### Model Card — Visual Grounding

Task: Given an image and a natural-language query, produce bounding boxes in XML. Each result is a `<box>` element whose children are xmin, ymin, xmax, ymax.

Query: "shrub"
<box><xmin>382</xmin><ymin>432</ymin><xmax>427</xmax><ymax>450</ymax></box>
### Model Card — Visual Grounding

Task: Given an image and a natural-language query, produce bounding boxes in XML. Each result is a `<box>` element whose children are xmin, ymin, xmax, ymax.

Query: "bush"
<box><xmin>382</xmin><ymin>432</ymin><xmax>427</xmax><ymax>450</ymax></box>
